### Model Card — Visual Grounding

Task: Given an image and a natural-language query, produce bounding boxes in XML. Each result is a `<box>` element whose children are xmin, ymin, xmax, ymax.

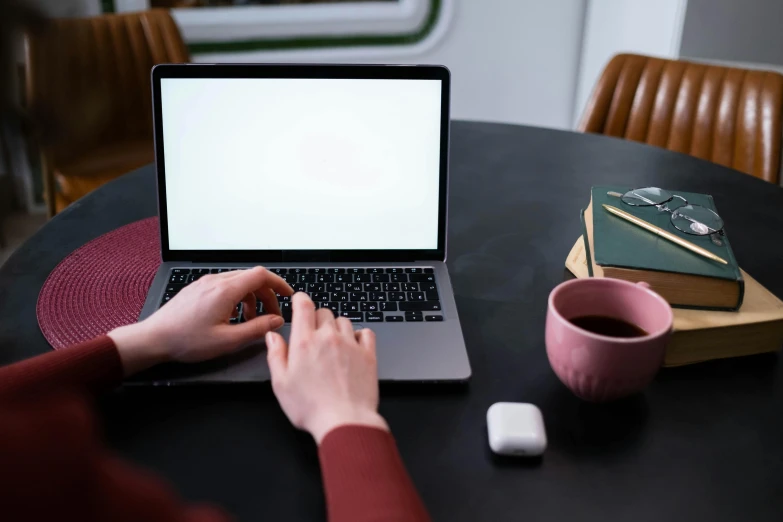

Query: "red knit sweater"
<box><xmin>0</xmin><ymin>337</ymin><xmax>431</xmax><ymax>522</ymax></box>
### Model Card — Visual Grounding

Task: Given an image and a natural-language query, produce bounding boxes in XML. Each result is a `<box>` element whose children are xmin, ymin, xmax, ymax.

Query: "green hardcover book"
<box><xmin>590</xmin><ymin>185</ymin><xmax>744</xmax><ymax>311</ymax></box>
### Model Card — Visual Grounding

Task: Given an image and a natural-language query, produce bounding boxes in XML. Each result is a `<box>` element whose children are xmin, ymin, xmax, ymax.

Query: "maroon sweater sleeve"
<box><xmin>0</xmin><ymin>336</ymin><xmax>123</xmax><ymax>397</ymax></box>
<box><xmin>319</xmin><ymin>426</ymin><xmax>432</xmax><ymax>522</ymax></box>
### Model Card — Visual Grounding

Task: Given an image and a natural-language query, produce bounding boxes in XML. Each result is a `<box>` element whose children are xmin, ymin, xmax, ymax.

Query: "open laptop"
<box><xmin>134</xmin><ymin>64</ymin><xmax>471</xmax><ymax>384</ymax></box>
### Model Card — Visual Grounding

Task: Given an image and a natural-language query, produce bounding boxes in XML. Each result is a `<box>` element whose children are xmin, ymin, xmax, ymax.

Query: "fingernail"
<box><xmin>271</xmin><ymin>316</ymin><xmax>284</xmax><ymax>329</ymax></box>
<box><xmin>265</xmin><ymin>331</ymin><xmax>275</xmax><ymax>346</ymax></box>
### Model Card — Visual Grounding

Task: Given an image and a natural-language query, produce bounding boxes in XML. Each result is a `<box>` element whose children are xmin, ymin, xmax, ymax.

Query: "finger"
<box><xmin>228</xmin><ymin>314</ymin><xmax>285</xmax><ymax>346</ymax></box>
<box><xmin>290</xmin><ymin>292</ymin><xmax>316</xmax><ymax>344</ymax></box>
<box><xmin>356</xmin><ymin>328</ymin><xmax>377</xmax><ymax>355</ymax></box>
<box><xmin>265</xmin><ymin>331</ymin><xmax>289</xmax><ymax>381</ymax></box>
<box><xmin>315</xmin><ymin>307</ymin><xmax>335</xmax><ymax>329</ymax></box>
<box><xmin>224</xmin><ymin>267</ymin><xmax>293</xmax><ymax>303</ymax></box>
<box><xmin>335</xmin><ymin>317</ymin><xmax>354</xmax><ymax>338</ymax></box>
<box><xmin>241</xmin><ymin>292</ymin><xmax>257</xmax><ymax>321</ymax></box>
<box><xmin>258</xmin><ymin>288</ymin><xmax>281</xmax><ymax>316</ymax></box>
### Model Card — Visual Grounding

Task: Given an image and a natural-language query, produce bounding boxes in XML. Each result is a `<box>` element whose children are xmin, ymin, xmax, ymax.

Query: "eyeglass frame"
<box><xmin>609</xmin><ymin>187</ymin><xmax>725</xmax><ymax>246</ymax></box>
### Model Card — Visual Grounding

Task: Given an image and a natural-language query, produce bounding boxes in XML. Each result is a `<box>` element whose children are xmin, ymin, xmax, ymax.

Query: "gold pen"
<box><xmin>602</xmin><ymin>204</ymin><xmax>728</xmax><ymax>265</ymax></box>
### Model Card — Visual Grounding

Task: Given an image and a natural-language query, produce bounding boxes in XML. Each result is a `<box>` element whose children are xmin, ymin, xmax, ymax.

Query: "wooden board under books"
<box><xmin>566</xmin><ymin>237</ymin><xmax>783</xmax><ymax>366</ymax></box>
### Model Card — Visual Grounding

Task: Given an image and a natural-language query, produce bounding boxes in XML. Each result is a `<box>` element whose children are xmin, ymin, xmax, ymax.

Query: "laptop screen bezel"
<box><xmin>151</xmin><ymin>63</ymin><xmax>450</xmax><ymax>263</ymax></box>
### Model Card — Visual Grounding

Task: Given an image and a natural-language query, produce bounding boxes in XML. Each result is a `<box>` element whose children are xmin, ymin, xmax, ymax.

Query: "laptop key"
<box><xmin>210</xmin><ymin>269</ymin><xmax>220</xmax><ymax>274</ymax></box>
<box><xmin>380</xmin><ymin>301</ymin><xmax>398</xmax><ymax>311</ymax></box>
<box><xmin>409</xmin><ymin>274</ymin><xmax>435</xmax><ymax>283</ymax></box>
<box><xmin>391</xmin><ymin>273</ymin><xmax>408</xmax><ymax>283</ymax></box>
<box><xmin>345</xmin><ymin>283</ymin><xmax>363</xmax><ymax>292</ymax></box>
<box><xmin>401</xmin><ymin>283</ymin><xmax>418</xmax><ymax>292</ymax></box>
<box><xmin>407</xmin><ymin>292</ymin><xmax>426</xmax><ymax>301</ymax></box>
<box><xmin>193</xmin><ymin>268</ymin><xmax>210</xmax><ymax>275</ymax></box>
<box><xmin>317</xmin><ymin>274</ymin><xmax>334</xmax><ymax>283</ymax></box>
<box><xmin>166</xmin><ymin>284</ymin><xmax>185</xmax><ymax>294</ymax></box>
<box><xmin>372</xmin><ymin>274</ymin><xmax>390</xmax><ymax>283</ymax></box>
<box><xmin>308</xmin><ymin>268</ymin><xmax>325</xmax><ymax>274</ymax></box>
<box><xmin>308</xmin><ymin>283</ymin><xmax>325</xmax><ymax>293</ymax></box>
<box><xmin>341</xmin><ymin>302</ymin><xmax>359</xmax><ymax>312</ymax></box>
<box><xmin>277</xmin><ymin>294</ymin><xmax>291</xmax><ymax>302</ymax></box>
<box><xmin>332</xmin><ymin>292</ymin><xmax>349</xmax><ymax>302</ymax></box>
<box><xmin>354</xmin><ymin>274</ymin><xmax>371</xmax><ymax>283</ymax></box>
<box><xmin>361</xmin><ymin>302</ymin><xmax>379</xmax><ymax>312</ymax></box>
<box><xmin>366</xmin><ymin>312</ymin><xmax>383</xmax><ymax>322</ymax></box>
<box><xmin>426</xmin><ymin>290</ymin><xmax>440</xmax><ymax>300</ymax></box>
<box><xmin>270</xmin><ymin>268</ymin><xmax>287</xmax><ymax>275</ymax></box>
<box><xmin>311</xmin><ymin>292</ymin><xmax>330</xmax><ymax>302</ymax></box>
<box><xmin>348</xmin><ymin>268</ymin><xmax>365</xmax><ymax>274</ymax></box>
<box><xmin>363</xmin><ymin>283</ymin><xmax>381</xmax><ymax>292</ymax></box>
<box><xmin>370</xmin><ymin>292</ymin><xmax>386</xmax><ymax>301</ymax></box>
<box><xmin>405</xmin><ymin>268</ymin><xmax>421</xmax><ymax>274</ymax></box>
<box><xmin>283</xmin><ymin>274</ymin><xmax>298</xmax><ymax>284</ymax></box>
<box><xmin>323</xmin><ymin>302</ymin><xmax>339</xmax><ymax>315</ymax></box>
<box><xmin>420</xmin><ymin>282</ymin><xmax>437</xmax><ymax>292</ymax></box>
<box><xmin>388</xmin><ymin>292</ymin><xmax>406</xmax><ymax>301</ymax></box>
<box><xmin>293</xmin><ymin>283</ymin><xmax>308</xmax><ymax>292</ymax></box>
<box><xmin>169</xmin><ymin>274</ymin><xmax>188</xmax><ymax>284</ymax></box>
<box><xmin>400</xmin><ymin>301</ymin><xmax>441</xmax><ymax>312</ymax></box>
<box><xmin>326</xmin><ymin>283</ymin><xmax>344</xmax><ymax>292</ymax></box>
<box><xmin>424</xmin><ymin>268</ymin><xmax>434</xmax><ymax>274</ymax></box>
<box><xmin>350</xmin><ymin>292</ymin><xmax>368</xmax><ymax>302</ymax></box>
<box><xmin>384</xmin><ymin>283</ymin><xmax>400</xmax><ymax>292</ymax></box>
<box><xmin>425</xmin><ymin>315</ymin><xmax>444</xmax><ymax>322</ymax></box>
<box><xmin>328</xmin><ymin>268</ymin><xmax>345</xmax><ymax>274</ymax></box>
<box><xmin>340</xmin><ymin>312</ymin><xmax>363</xmax><ymax>322</ymax></box>
<box><xmin>171</xmin><ymin>268</ymin><xmax>190</xmax><ymax>275</ymax></box>
<box><xmin>386</xmin><ymin>315</ymin><xmax>404</xmax><ymax>322</ymax></box>
<box><xmin>336</xmin><ymin>273</ymin><xmax>352</xmax><ymax>283</ymax></box>
<box><xmin>386</xmin><ymin>268</ymin><xmax>403</xmax><ymax>274</ymax></box>
<box><xmin>405</xmin><ymin>311</ymin><xmax>423</xmax><ymax>322</ymax></box>
<box><xmin>369</xmin><ymin>268</ymin><xmax>384</xmax><ymax>274</ymax></box>
<box><xmin>300</xmin><ymin>274</ymin><xmax>316</xmax><ymax>283</ymax></box>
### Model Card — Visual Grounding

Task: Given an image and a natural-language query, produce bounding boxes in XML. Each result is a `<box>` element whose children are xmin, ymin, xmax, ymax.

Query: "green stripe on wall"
<box><xmin>101</xmin><ymin>0</ymin><xmax>442</xmax><ymax>55</ymax></box>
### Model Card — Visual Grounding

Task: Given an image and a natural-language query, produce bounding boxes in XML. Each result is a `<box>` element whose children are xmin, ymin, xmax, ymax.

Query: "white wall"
<box><xmin>573</xmin><ymin>0</ymin><xmax>688</xmax><ymax>127</ymax></box>
<box><xmin>199</xmin><ymin>0</ymin><xmax>588</xmax><ymax>130</ymax></box>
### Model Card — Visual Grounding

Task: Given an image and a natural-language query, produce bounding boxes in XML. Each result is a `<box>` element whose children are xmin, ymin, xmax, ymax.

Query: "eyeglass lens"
<box><xmin>621</xmin><ymin>187</ymin><xmax>724</xmax><ymax>236</ymax></box>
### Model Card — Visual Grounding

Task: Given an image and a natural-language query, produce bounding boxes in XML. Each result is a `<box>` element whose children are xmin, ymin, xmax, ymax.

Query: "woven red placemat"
<box><xmin>37</xmin><ymin>217</ymin><xmax>161</xmax><ymax>350</ymax></box>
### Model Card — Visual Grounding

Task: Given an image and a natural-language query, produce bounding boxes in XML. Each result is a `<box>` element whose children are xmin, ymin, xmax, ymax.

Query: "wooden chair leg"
<box><xmin>40</xmin><ymin>153</ymin><xmax>56</xmax><ymax>218</ymax></box>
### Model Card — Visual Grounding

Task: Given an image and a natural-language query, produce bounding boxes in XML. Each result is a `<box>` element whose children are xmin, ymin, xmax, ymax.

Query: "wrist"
<box><xmin>108</xmin><ymin>322</ymin><xmax>170</xmax><ymax>377</ymax></box>
<box><xmin>309</xmin><ymin>407</ymin><xmax>389</xmax><ymax>445</ymax></box>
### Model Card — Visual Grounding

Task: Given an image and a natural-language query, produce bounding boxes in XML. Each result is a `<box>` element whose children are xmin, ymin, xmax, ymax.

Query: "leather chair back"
<box><xmin>25</xmin><ymin>9</ymin><xmax>189</xmax><ymax>214</ymax></box>
<box><xmin>579</xmin><ymin>53</ymin><xmax>783</xmax><ymax>184</ymax></box>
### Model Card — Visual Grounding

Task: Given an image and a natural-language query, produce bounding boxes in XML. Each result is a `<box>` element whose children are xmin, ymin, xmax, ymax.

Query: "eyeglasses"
<box><xmin>609</xmin><ymin>187</ymin><xmax>725</xmax><ymax>246</ymax></box>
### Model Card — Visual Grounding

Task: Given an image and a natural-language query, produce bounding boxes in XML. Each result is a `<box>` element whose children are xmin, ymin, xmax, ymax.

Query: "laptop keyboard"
<box><xmin>162</xmin><ymin>267</ymin><xmax>443</xmax><ymax>323</ymax></box>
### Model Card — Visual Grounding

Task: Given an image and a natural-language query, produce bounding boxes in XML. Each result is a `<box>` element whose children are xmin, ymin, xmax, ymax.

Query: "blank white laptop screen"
<box><xmin>160</xmin><ymin>78</ymin><xmax>442</xmax><ymax>251</ymax></box>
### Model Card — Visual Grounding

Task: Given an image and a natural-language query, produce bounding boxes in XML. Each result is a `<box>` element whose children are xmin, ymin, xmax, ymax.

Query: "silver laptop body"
<box><xmin>134</xmin><ymin>64</ymin><xmax>470</xmax><ymax>384</ymax></box>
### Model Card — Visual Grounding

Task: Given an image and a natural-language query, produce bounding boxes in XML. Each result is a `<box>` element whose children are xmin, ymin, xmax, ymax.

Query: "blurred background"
<box><xmin>2</xmin><ymin>0</ymin><xmax>783</xmax><ymax>264</ymax></box>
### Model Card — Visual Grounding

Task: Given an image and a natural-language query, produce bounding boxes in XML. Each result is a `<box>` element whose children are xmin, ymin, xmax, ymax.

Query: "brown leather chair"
<box><xmin>25</xmin><ymin>9</ymin><xmax>190</xmax><ymax>216</ymax></box>
<box><xmin>579</xmin><ymin>53</ymin><xmax>783</xmax><ymax>184</ymax></box>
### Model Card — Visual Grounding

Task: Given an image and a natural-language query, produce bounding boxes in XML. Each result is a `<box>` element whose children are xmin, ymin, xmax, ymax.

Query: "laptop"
<box><xmin>134</xmin><ymin>64</ymin><xmax>471</xmax><ymax>384</ymax></box>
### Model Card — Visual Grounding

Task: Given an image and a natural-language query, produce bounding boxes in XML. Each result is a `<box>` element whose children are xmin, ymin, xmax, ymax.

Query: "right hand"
<box><xmin>265</xmin><ymin>293</ymin><xmax>388</xmax><ymax>443</ymax></box>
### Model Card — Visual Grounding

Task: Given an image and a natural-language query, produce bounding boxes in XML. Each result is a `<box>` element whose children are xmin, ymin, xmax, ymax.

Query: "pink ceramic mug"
<box><xmin>545</xmin><ymin>278</ymin><xmax>673</xmax><ymax>402</ymax></box>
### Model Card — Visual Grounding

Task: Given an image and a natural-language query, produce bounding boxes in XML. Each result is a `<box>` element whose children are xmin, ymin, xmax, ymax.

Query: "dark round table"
<box><xmin>2</xmin><ymin>121</ymin><xmax>783</xmax><ymax>521</ymax></box>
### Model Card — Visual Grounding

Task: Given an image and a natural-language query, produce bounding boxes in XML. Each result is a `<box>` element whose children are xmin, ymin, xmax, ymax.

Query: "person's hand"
<box><xmin>109</xmin><ymin>267</ymin><xmax>293</xmax><ymax>375</ymax></box>
<box><xmin>266</xmin><ymin>292</ymin><xmax>388</xmax><ymax>443</ymax></box>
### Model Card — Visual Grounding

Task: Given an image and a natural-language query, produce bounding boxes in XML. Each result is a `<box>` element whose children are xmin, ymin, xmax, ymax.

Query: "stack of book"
<box><xmin>566</xmin><ymin>185</ymin><xmax>783</xmax><ymax>366</ymax></box>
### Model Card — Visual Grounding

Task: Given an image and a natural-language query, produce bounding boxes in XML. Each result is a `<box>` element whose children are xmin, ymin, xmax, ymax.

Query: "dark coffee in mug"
<box><xmin>569</xmin><ymin>315</ymin><xmax>648</xmax><ymax>338</ymax></box>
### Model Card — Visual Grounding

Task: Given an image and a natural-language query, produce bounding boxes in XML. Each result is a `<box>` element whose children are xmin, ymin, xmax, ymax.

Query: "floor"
<box><xmin>0</xmin><ymin>212</ymin><xmax>48</xmax><ymax>268</ymax></box>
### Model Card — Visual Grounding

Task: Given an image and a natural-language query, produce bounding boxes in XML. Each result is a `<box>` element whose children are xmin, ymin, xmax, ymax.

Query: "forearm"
<box><xmin>0</xmin><ymin>336</ymin><xmax>124</xmax><ymax>398</ymax></box>
<box><xmin>319</xmin><ymin>426</ymin><xmax>431</xmax><ymax>522</ymax></box>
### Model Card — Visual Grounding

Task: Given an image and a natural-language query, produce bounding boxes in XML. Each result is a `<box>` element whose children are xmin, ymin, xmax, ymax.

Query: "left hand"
<box><xmin>109</xmin><ymin>267</ymin><xmax>293</xmax><ymax>375</ymax></box>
